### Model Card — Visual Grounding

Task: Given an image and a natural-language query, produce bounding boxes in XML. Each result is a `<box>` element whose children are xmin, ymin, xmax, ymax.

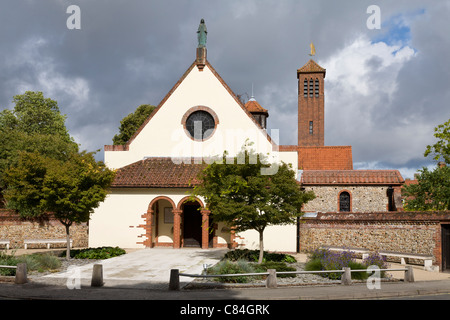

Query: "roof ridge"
<box><xmin>297</xmin><ymin>59</ymin><xmax>326</xmax><ymax>74</ymax></box>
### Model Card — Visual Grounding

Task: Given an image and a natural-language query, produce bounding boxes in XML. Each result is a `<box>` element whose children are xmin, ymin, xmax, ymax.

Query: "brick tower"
<box><xmin>297</xmin><ymin>59</ymin><xmax>326</xmax><ymax>146</ymax></box>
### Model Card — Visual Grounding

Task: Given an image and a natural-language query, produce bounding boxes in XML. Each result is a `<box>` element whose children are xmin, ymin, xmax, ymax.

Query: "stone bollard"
<box><xmin>169</xmin><ymin>269</ymin><xmax>180</xmax><ymax>291</ymax></box>
<box><xmin>91</xmin><ymin>264</ymin><xmax>104</xmax><ymax>287</ymax></box>
<box><xmin>266</xmin><ymin>269</ymin><xmax>277</xmax><ymax>288</ymax></box>
<box><xmin>404</xmin><ymin>265</ymin><xmax>415</xmax><ymax>282</ymax></box>
<box><xmin>341</xmin><ymin>267</ymin><xmax>352</xmax><ymax>285</ymax></box>
<box><xmin>15</xmin><ymin>263</ymin><xmax>27</xmax><ymax>284</ymax></box>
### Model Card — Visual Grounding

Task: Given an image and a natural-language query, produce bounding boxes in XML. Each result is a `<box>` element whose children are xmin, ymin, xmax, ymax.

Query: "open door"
<box><xmin>442</xmin><ymin>224</ymin><xmax>450</xmax><ymax>272</ymax></box>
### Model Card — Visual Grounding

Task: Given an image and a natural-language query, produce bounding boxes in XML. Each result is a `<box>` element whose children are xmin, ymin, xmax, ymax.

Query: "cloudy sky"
<box><xmin>0</xmin><ymin>0</ymin><xmax>449</xmax><ymax>179</ymax></box>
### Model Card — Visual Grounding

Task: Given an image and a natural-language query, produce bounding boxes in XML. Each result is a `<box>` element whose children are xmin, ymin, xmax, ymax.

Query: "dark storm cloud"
<box><xmin>0</xmin><ymin>1</ymin><xmax>448</xmax><ymax>179</ymax></box>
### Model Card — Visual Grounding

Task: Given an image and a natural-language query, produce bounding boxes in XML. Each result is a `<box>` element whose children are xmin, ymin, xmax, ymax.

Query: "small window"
<box><xmin>309</xmin><ymin>79</ymin><xmax>314</xmax><ymax>97</ymax></box>
<box><xmin>309</xmin><ymin>121</ymin><xmax>313</xmax><ymax>135</ymax></box>
<box><xmin>303</xmin><ymin>79</ymin><xmax>308</xmax><ymax>97</ymax></box>
<box><xmin>339</xmin><ymin>192</ymin><xmax>351</xmax><ymax>212</ymax></box>
<box><xmin>315</xmin><ymin>79</ymin><xmax>319</xmax><ymax>97</ymax></box>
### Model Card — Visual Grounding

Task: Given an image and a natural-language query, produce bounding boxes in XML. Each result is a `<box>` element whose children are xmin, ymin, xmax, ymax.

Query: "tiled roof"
<box><xmin>297</xmin><ymin>59</ymin><xmax>326</xmax><ymax>74</ymax></box>
<box><xmin>298</xmin><ymin>146</ymin><xmax>353</xmax><ymax>170</ymax></box>
<box><xmin>111</xmin><ymin>157</ymin><xmax>207</xmax><ymax>188</ymax></box>
<box><xmin>301</xmin><ymin>170</ymin><xmax>405</xmax><ymax>185</ymax></box>
<box><xmin>244</xmin><ymin>99</ymin><xmax>268</xmax><ymax>114</ymax></box>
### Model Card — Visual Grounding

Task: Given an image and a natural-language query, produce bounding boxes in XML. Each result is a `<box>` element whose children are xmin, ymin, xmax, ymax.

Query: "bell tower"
<box><xmin>297</xmin><ymin>58</ymin><xmax>326</xmax><ymax>146</ymax></box>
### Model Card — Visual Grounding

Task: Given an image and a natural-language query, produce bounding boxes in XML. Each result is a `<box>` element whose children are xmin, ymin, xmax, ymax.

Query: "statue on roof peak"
<box><xmin>197</xmin><ymin>19</ymin><xmax>207</xmax><ymax>48</ymax></box>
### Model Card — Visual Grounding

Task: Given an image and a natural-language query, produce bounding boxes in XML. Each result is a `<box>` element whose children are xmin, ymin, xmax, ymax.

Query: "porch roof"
<box><xmin>111</xmin><ymin>157</ymin><xmax>207</xmax><ymax>188</ymax></box>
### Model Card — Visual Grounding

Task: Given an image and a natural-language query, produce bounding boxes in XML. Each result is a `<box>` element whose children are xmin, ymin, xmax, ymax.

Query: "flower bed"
<box><xmin>305</xmin><ymin>248</ymin><xmax>389</xmax><ymax>280</ymax></box>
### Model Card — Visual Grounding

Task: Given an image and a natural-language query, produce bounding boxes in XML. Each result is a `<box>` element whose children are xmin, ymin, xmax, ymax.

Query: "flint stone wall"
<box><xmin>299</xmin><ymin>211</ymin><xmax>450</xmax><ymax>267</ymax></box>
<box><xmin>303</xmin><ymin>186</ymin><xmax>390</xmax><ymax>212</ymax></box>
<box><xmin>0</xmin><ymin>210</ymin><xmax>88</xmax><ymax>249</ymax></box>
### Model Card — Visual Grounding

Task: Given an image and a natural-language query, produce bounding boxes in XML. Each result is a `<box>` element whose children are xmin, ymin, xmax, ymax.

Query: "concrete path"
<box><xmin>32</xmin><ymin>248</ymin><xmax>228</xmax><ymax>289</ymax></box>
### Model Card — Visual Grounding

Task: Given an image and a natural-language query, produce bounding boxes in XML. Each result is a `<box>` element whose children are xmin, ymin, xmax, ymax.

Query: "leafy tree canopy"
<box><xmin>424</xmin><ymin>118</ymin><xmax>450</xmax><ymax>164</ymax></box>
<box><xmin>191</xmin><ymin>145</ymin><xmax>315</xmax><ymax>263</ymax></box>
<box><xmin>3</xmin><ymin>151</ymin><xmax>115</xmax><ymax>258</ymax></box>
<box><xmin>112</xmin><ymin>104</ymin><xmax>155</xmax><ymax>145</ymax></box>
<box><xmin>0</xmin><ymin>91</ymin><xmax>115</xmax><ymax>258</ymax></box>
<box><xmin>0</xmin><ymin>91</ymin><xmax>78</xmax><ymax>187</ymax></box>
<box><xmin>403</xmin><ymin>119</ymin><xmax>450</xmax><ymax>211</ymax></box>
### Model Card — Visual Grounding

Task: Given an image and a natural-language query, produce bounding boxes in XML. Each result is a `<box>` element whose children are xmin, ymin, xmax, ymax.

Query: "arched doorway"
<box><xmin>177</xmin><ymin>197</ymin><xmax>213</xmax><ymax>249</ymax></box>
<box><xmin>181</xmin><ymin>201</ymin><xmax>202</xmax><ymax>247</ymax></box>
<box><xmin>145</xmin><ymin>196</ymin><xmax>176</xmax><ymax>248</ymax></box>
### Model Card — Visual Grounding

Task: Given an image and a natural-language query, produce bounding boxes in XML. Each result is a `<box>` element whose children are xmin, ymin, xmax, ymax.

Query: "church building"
<box><xmin>89</xmin><ymin>20</ymin><xmax>404</xmax><ymax>252</ymax></box>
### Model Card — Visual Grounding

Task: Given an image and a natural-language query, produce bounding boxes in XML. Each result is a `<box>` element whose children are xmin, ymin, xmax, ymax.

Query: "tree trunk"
<box><xmin>64</xmin><ymin>224</ymin><xmax>71</xmax><ymax>260</ymax></box>
<box><xmin>258</xmin><ymin>229</ymin><xmax>264</xmax><ymax>264</ymax></box>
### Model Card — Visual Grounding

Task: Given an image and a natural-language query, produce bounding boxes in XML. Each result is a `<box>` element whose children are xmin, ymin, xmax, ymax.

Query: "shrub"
<box><xmin>206</xmin><ymin>258</ymin><xmax>297</xmax><ymax>283</ymax></box>
<box><xmin>0</xmin><ymin>252</ymin><xmax>19</xmax><ymax>276</ymax></box>
<box><xmin>306</xmin><ymin>249</ymin><xmax>390</xmax><ymax>280</ymax></box>
<box><xmin>32</xmin><ymin>254</ymin><xmax>61</xmax><ymax>271</ymax></box>
<box><xmin>306</xmin><ymin>249</ymin><xmax>364</xmax><ymax>280</ymax></box>
<box><xmin>224</xmin><ymin>249</ymin><xmax>296</xmax><ymax>263</ymax></box>
<box><xmin>347</xmin><ymin>261</ymin><xmax>368</xmax><ymax>280</ymax></box>
<box><xmin>362</xmin><ymin>252</ymin><xmax>389</xmax><ymax>278</ymax></box>
<box><xmin>304</xmin><ymin>258</ymin><xmax>323</xmax><ymax>272</ymax></box>
<box><xmin>307</xmin><ymin>248</ymin><xmax>329</xmax><ymax>261</ymax></box>
<box><xmin>66</xmin><ymin>246</ymin><xmax>126</xmax><ymax>259</ymax></box>
<box><xmin>207</xmin><ymin>259</ymin><xmax>261</xmax><ymax>283</ymax></box>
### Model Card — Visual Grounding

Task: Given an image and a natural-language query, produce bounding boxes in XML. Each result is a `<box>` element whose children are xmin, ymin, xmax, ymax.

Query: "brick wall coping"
<box><xmin>301</xmin><ymin>211</ymin><xmax>450</xmax><ymax>222</ymax></box>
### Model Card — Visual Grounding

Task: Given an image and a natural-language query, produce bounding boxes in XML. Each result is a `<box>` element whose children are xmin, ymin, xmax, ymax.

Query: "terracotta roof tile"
<box><xmin>300</xmin><ymin>170</ymin><xmax>405</xmax><ymax>185</ymax></box>
<box><xmin>297</xmin><ymin>59</ymin><xmax>326</xmax><ymax>75</ymax></box>
<box><xmin>244</xmin><ymin>99</ymin><xmax>268</xmax><ymax>114</ymax></box>
<box><xmin>298</xmin><ymin>146</ymin><xmax>353</xmax><ymax>170</ymax></box>
<box><xmin>111</xmin><ymin>157</ymin><xmax>207</xmax><ymax>188</ymax></box>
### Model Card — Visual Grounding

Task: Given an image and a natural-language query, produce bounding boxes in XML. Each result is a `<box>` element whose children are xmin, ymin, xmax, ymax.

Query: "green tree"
<box><xmin>402</xmin><ymin>165</ymin><xmax>450</xmax><ymax>211</ymax></box>
<box><xmin>191</xmin><ymin>146</ymin><xmax>315</xmax><ymax>264</ymax></box>
<box><xmin>403</xmin><ymin>119</ymin><xmax>450</xmax><ymax>211</ymax></box>
<box><xmin>112</xmin><ymin>104</ymin><xmax>155</xmax><ymax>145</ymax></box>
<box><xmin>0</xmin><ymin>91</ymin><xmax>78</xmax><ymax>188</ymax></box>
<box><xmin>424</xmin><ymin>119</ymin><xmax>450</xmax><ymax>164</ymax></box>
<box><xmin>3</xmin><ymin>151</ymin><xmax>115</xmax><ymax>258</ymax></box>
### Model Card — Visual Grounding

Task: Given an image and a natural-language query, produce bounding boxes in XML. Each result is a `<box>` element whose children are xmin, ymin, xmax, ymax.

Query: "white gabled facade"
<box><xmin>90</xmin><ymin>22</ymin><xmax>298</xmax><ymax>251</ymax></box>
<box><xmin>104</xmin><ymin>61</ymin><xmax>296</xmax><ymax>172</ymax></box>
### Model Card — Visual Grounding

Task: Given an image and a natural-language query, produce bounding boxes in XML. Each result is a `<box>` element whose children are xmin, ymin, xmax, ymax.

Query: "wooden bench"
<box><xmin>320</xmin><ymin>245</ymin><xmax>371</xmax><ymax>259</ymax></box>
<box><xmin>0</xmin><ymin>240</ymin><xmax>10</xmax><ymax>250</ymax></box>
<box><xmin>24</xmin><ymin>239</ymin><xmax>72</xmax><ymax>250</ymax></box>
<box><xmin>378</xmin><ymin>250</ymin><xmax>436</xmax><ymax>271</ymax></box>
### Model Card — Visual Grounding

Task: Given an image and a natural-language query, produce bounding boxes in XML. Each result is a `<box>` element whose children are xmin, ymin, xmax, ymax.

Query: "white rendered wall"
<box><xmin>89</xmin><ymin>188</ymin><xmax>196</xmax><ymax>248</ymax></box>
<box><xmin>237</xmin><ymin>224</ymin><xmax>298</xmax><ymax>253</ymax></box>
<box><xmin>105</xmin><ymin>64</ymin><xmax>282</xmax><ymax>170</ymax></box>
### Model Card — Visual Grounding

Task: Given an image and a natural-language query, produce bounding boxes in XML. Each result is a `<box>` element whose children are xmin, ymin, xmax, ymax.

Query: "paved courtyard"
<box><xmin>32</xmin><ymin>248</ymin><xmax>228</xmax><ymax>289</ymax></box>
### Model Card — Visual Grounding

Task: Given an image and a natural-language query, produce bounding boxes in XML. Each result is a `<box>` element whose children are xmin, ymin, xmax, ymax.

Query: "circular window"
<box><xmin>185</xmin><ymin>110</ymin><xmax>216</xmax><ymax>140</ymax></box>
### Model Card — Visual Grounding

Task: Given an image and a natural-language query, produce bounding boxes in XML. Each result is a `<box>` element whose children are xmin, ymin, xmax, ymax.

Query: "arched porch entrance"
<box><xmin>177</xmin><ymin>196</ymin><xmax>214</xmax><ymax>249</ymax></box>
<box><xmin>144</xmin><ymin>196</ymin><xmax>215</xmax><ymax>249</ymax></box>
